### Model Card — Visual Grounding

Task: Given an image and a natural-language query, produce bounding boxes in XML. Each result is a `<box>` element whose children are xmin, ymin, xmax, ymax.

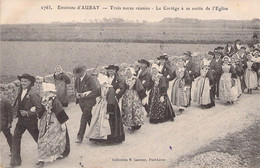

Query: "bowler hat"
<box><xmin>17</xmin><ymin>74</ymin><xmax>35</xmax><ymax>84</ymax></box>
<box><xmin>183</xmin><ymin>51</ymin><xmax>192</xmax><ymax>57</ymax></box>
<box><xmin>157</xmin><ymin>53</ymin><xmax>168</xmax><ymax>60</ymax></box>
<box><xmin>105</xmin><ymin>65</ymin><xmax>119</xmax><ymax>72</ymax></box>
<box><xmin>138</xmin><ymin>59</ymin><xmax>150</xmax><ymax>67</ymax></box>
<box><xmin>214</xmin><ymin>46</ymin><xmax>224</xmax><ymax>51</ymax></box>
<box><xmin>73</xmin><ymin>65</ymin><xmax>86</xmax><ymax>75</ymax></box>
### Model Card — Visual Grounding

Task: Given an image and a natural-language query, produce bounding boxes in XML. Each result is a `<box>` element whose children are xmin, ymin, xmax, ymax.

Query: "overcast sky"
<box><xmin>1</xmin><ymin>0</ymin><xmax>260</xmax><ymax>24</ymax></box>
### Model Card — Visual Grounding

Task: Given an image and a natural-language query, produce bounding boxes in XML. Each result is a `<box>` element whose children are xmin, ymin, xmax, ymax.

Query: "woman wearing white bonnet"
<box><xmin>170</xmin><ymin>59</ymin><xmax>192</xmax><ymax>113</ymax></box>
<box><xmin>36</xmin><ymin>83</ymin><xmax>70</xmax><ymax>167</ymax></box>
<box><xmin>86</xmin><ymin>74</ymin><xmax>125</xmax><ymax>144</ymax></box>
<box><xmin>121</xmin><ymin>67</ymin><xmax>146</xmax><ymax>131</ymax></box>
<box><xmin>148</xmin><ymin>63</ymin><xmax>175</xmax><ymax>124</ymax></box>
<box><xmin>53</xmin><ymin>65</ymin><xmax>71</xmax><ymax>107</ymax></box>
<box><xmin>218</xmin><ymin>56</ymin><xmax>238</xmax><ymax>104</ymax></box>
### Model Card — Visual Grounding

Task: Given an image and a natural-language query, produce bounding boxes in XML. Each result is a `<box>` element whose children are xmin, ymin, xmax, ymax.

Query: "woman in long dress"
<box><xmin>170</xmin><ymin>59</ymin><xmax>192</xmax><ymax>113</ymax></box>
<box><xmin>53</xmin><ymin>65</ymin><xmax>71</xmax><ymax>107</ymax></box>
<box><xmin>86</xmin><ymin>74</ymin><xmax>125</xmax><ymax>144</ymax></box>
<box><xmin>219</xmin><ymin>56</ymin><xmax>238</xmax><ymax>105</ymax></box>
<box><xmin>243</xmin><ymin>54</ymin><xmax>258</xmax><ymax>94</ymax></box>
<box><xmin>148</xmin><ymin>64</ymin><xmax>175</xmax><ymax>124</ymax></box>
<box><xmin>36</xmin><ymin>83</ymin><xmax>70</xmax><ymax>168</ymax></box>
<box><xmin>121</xmin><ymin>67</ymin><xmax>146</xmax><ymax>131</ymax></box>
<box><xmin>192</xmin><ymin>63</ymin><xmax>214</xmax><ymax>109</ymax></box>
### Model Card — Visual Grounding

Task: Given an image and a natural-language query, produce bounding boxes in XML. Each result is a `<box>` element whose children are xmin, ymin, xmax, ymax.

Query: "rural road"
<box><xmin>1</xmin><ymin>90</ymin><xmax>259</xmax><ymax>168</ymax></box>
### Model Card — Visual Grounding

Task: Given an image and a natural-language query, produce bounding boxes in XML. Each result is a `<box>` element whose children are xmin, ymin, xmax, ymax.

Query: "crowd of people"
<box><xmin>1</xmin><ymin>33</ymin><xmax>260</xmax><ymax>168</ymax></box>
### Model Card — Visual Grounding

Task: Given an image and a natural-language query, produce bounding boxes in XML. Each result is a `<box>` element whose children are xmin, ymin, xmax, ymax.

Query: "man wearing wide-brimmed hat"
<box><xmin>105</xmin><ymin>65</ymin><xmax>126</xmax><ymax>101</ymax></box>
<box><xmin>211</xmin><ymin>51</ymin><xmax>224</xmax><ymax>99</ymax></box>
<box><xmin>137</xmin><ymin>59</ymin><xmax>152</xmax><ymax>114</ymax></box>
<box><xmin>183</xmin><ymin>51</ymin><xmax>198</xmax><ymax>81</ymax></box>
<box><xmin>73</xmin><ymin>65</ymin><xmax>99</xmax><ymax>143</ymax></box>
<box><xmin>10</xmin><ymin>74</ymin><xmax>43</xmax><ymax>167</ymax></box>
<box><xmin>157</xmin><ymin>53</ymin><xmax>172</xmax><ymax>78</ymax></box>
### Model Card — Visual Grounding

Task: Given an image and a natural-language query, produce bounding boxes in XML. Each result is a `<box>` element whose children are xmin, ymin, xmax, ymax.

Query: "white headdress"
<box><xmin>125</xmin><ymin>67</ymin><xmax>136</xmax><ymax>75</ymax></box>
<box><xmin>42</xmin><ymin>83</ymin><xmax>56</xmax><ymax>93</ymax></box>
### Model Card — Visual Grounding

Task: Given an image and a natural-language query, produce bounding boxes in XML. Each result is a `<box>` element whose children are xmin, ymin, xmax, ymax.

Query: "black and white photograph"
<box><xmin>1</xmin><ymin>0</ymin><xmax>260</xmax><ymax>167</ymax></box>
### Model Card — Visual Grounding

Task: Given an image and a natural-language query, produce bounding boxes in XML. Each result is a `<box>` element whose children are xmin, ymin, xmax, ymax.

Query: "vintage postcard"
<box><xmin>1</xmin><ymin>0</ymin><xmax>260</xmax><ymax>168</ymax></box>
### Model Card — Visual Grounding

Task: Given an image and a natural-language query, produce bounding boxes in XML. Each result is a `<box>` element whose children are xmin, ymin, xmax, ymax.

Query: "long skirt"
<box><xmin>149</xmin><ymin>86</ymin><xmax>175</xmax><ymax>124</ymax></box>
<box><xmin>85</xmin><ymin>98</ymin><xmax>111</xmax><ymax>140</ymax></box>
<box><xmin>38</xmin><ymin>112</ymin><xmax>68</xmax><ymax>162</ymax></box>
<box><xmin>121</xmin><ymin>89</ymin><xmax>144</xmax><ymax>127</ymax></box>
<box><xmin>88</xmin><ymin>98</ymin><xmax>125</xmax><ymax>144</ymax></box>
<box><xmin>192</xmin><ymin>77</ymin><xmax>211</xmax><ymax>105</ymax></box>
<box><xmin>219</xmin><ymin>73</ymin><xmax>236</xmax><ymax>102</ymax></box>
<box><xmin>171</xmin><ymin>78</ymin><xmax>189</xmax><ymax>107</ymax></box>
<box><xmin>244</xmin><ymin>69</ymin><xmax>257</xmax><ymax>89</ymax></box>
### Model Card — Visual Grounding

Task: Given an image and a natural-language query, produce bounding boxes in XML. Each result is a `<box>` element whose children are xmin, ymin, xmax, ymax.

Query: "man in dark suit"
<box><xmin>10</xmin><ymin>74</ymin><xmax>43</xmax><ymax>167</ymax></box>
<box><xmin>105</xmin><ymin>65</ymin><xmax>126</xmax><ymax>101</ymax></box>
<box><xmin>210</xmin><ymin>52</ymin><xmax>224</xmax><ymax>99</ymax></box>
<box><xmin>224</xmin><ymin>42</ymin><xmax>235</xmax><ymax>57</ymax></box>
<box><xmin>73</xmin><ymin>65</ymin><xmax>99</xmax><ymax>143</ymax></box>
<box><xmin>157</xmin><ymin>53</ymin><xmax>173</xmax><ymax>88</ymax></box>
<box><xmin>137</xmin><ymin>59</ymin><xmax>152</xmax><ymax>114</ymax></box>
<box><xmin>214</xmin><ymin>46</ymin><xmax>224</xmax><ymax>59</ymax></box>
<box><xmin>184</xmin><ymin>51</ymin><xmax>198</xmax><ymax>81</ymax></box>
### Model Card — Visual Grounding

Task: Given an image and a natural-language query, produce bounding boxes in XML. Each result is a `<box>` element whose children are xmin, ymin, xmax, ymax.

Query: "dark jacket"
<box><xmin>110</xmin><ymin>73</ymin><xmax>126</xmax><ymax>100</ymax></box>
<box><xmin>0</xmin><ymin>99</ymin><xmax>13</xmax><ymax>130</ymax></box>
<box><xmin>74</xmin><ymin>74</ymin><xmax>99</xmax><ymax>108</ymax></box>
<box><xmin>185</xmin><ymin>59</ymin><xmax>198</xmax><ymax>81</ymax></box>
<box><xmin>210</xmin><ymin>58</ymin><xmax>223</xmax><ymax>80</ymax></box>
<box><xmin>221</xmin><ymin>65</ymin><xmax>237</xmax><ymax>79</ymax></box>
<box><xmin>137</xmin><ymin>68</ymin><xmax>152</xmax><ymax>91</ymax></box>
<box><xmin>206</xmin><ymin>70</ymin><xmax>214</xmax><ymax>86</ymax></box>
<box><xmin>38</xmin><ymin>97</ymin><xmax>69</xmax><ymax>124</ymax></box>
<box><xmin>235</xmin><ymin>63</ymin><xmax>244</xmax><ymax>77</ymax></box>
<box><xmin>150</xmin><ymin>76</ymin><xmax>168</xmax><ymax>95</ymax></box>
<box><xmin>170</xmin><ymin>69</ymin><xmax>192</xmax><ymax>86</ymax></box>
<box><xmin>123</xmin><ymin>78</ymin><xmax>147</xmax><ymax>100</ymax></box>
<box><xmin>15</xmin><ymin>87</ymin><xmax>43</xmax><ymax>120</ymax></box>
<box><xmin>224</xmin><ymin>45</ymin><xmax>235</xmax><ymax>56</ymax></box>
<box><xmin>54</xmin><ymin>73</ymin><xmax>71</xmax><ymax>105</ymax></box>
<box><xmin>242</xmin><ymin>61</ymin><xmax>258</xmax><ymax>73</ymax></box>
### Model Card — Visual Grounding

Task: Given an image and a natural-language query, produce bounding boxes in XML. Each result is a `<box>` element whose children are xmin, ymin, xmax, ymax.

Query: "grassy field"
<box><xmin>1</xmin><ymin>19</ymin><xmax>259</xmax><ymax>82</ymax></box>
<box><xmin>1</xmin><ymin>41</ymin><xmax>219</xmax><ymax>82</ymax></box>
<box><xmin>1</xmin><ymin>20</ymin><xmax>260</xmax><ymax>44</ymax></box>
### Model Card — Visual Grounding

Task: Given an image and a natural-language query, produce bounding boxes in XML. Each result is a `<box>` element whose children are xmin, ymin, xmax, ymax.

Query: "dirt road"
<box><xmin>1</xmin><ymin>90</ymin><xmax>259</xmax><ymax>168</ymax></box>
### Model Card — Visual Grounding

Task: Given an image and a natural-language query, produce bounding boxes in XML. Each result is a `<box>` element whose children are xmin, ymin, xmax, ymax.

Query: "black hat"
<box><xmin>105</xmin><ymin>65</ymin><xmax>119</xmax><ymax>72</ymax></box>
<box><xmin>138</xmin><ymin>59</ymin><xmax>150</xmax><ymax>67</ymax></box>
<box><xmin>208</xmin><ymin>51</ymin><xmax>215</xmax><ymax>56</ymax></box>
<box><xmin>157</xmin><ymin>53</ymin><xmax>168</xmax><ymax>61</ymax></box>
<box><xmin>183</xmin><ymin>51</ymin><xmax>192</xmax><ymax>57</ymax></box>
<box><xmin>17</xmin><ymin>74</ymin><xmax>35</xmax><ymax>84</ymax></box>
<box><xmin>73</xmin><ymin>65</ymin><xmax>86</xmax><ymax>74</ymax></box>
<box><xmin>214</xmin><ymin>51</ymin><xmax>224</xmax><ymax>57</ymax></box>
<box><xmin>215</xmin><ymin>46</ymin><xmax>224</xmax><ymax>51</ymax></box>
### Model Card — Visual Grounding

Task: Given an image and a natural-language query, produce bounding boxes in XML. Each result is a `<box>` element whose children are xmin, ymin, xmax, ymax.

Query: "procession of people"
<box><xmin>1</xmin><ymin>33</ymin><xmax>260</xmax><ymax>167</ymax></box>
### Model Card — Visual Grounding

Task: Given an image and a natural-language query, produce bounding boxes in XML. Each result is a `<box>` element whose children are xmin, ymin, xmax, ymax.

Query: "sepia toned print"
<box><xmin>1</xmin><ymin>0</ymin><xmax>260</xmax><ymax>168</ymax></box>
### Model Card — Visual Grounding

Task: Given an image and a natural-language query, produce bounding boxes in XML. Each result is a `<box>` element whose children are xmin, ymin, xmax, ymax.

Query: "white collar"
<box><xmin>80</xmin><ymin>73</ymin><xmax>86</xmax><ymax>81</ymax></box>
